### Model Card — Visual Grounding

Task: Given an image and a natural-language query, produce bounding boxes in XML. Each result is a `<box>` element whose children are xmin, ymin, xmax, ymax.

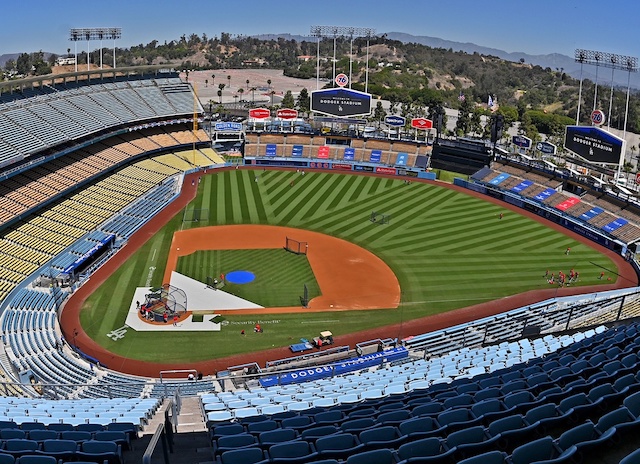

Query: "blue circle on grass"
<box><xmin>226</xmin><ymin>270</ymin><xmax>255</xmax><ymax>284</ymax></box>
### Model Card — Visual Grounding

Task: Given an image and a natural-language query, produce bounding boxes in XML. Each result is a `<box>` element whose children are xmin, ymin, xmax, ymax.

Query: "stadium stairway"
<box><xmin>132</xmin><ymin>396</ymin><xmax>213</xmax><ymax>464</ymax></box>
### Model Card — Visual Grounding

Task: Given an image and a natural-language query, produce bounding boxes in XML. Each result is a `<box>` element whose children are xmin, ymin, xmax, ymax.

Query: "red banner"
<box><xmin>333</xmin><ymin>164</ymin><xmax>352</xmax><ymax>171</ymax></box>
<box><xmin>249</xmin><ymin>108</ymin><xmax>270</xmax><ymax>119</ymax></box>
<box><xmin>317</xmin><ymin>146</ymin><xmax>330</xmax><ymax>159</ymax></box>
<box><xmin>276</xmin><ymin>108</ymin><xmax>298</xmax><ymax>119</ymax></box>
<box><xmin>375</xmin><ymin>167</ymin><xmax>396</xmax><ymax>175</ymax></box>
<box><xmin>555</xmin><ymin>197</ymin><xmax>580</xmax><ymax>211</ymax></box>
<box><xmin>411</xmin><ymin>118</ymin><xmax>433</xmax><ymax>129</ymax></box>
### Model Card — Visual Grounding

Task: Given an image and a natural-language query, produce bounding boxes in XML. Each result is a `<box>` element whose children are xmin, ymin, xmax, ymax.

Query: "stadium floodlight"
<box><xmin>310</xmin><ymin>25</ymin><xmax>376</xmax><ymax>92</ymax></box>
<box><xmin>70</xmin><ymin>27</ymin><xmax>122</xmax><ymax>72</ymax></box>
<box><xmin>574</xmin><ymin>49</ymin><xmax>637</xmax><ymax>127</ymax></box>
<box><xmin>574</xmin><ymin>48</ymin><xmax>638</xmax><ymax>181</ymax></box>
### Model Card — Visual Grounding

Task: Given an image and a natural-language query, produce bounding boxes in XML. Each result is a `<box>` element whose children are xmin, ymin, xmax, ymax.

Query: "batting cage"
<box><xmin>142</xmin><ymin>284</ymin><xmax>187</xmax><ymax>321</ymax></box>
<box><xmin>284</xmin><ymin>236</ymin><xmax>308</xmax><ymax>255</ymax></box>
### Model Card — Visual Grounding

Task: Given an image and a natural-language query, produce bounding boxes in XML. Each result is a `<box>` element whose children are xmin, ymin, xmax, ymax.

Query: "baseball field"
<box><xmin>77</xmin><ymin>169</ymin><xmax>619</xmax><ymax>365</ymax></box>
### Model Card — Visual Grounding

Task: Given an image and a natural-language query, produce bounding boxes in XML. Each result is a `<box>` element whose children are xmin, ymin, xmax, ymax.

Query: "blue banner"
<box><xmin>370</xmin><ymin>150</ymin><xmax>382</xmax><ymax>163</ymax></box>
<box><xmin>603</xmin><ymin>218</ymin><xmax>628</xmax><ymax>233</ymax></box>
<box><xmin>63</xmin><ymin>234</ymin><xmax>115</xmax><ymax>275</ymax></box>
<box><xmin>396</xmin><ymin>153</ymin><xmax>408</xmax><ymax>166</ymax></box>
<box><xmin>265</xmin><ymin>144</ymin><xmax>277</xmax><ymax>157</ymax></box>
<box><xmin>291</xmin><ymin>145</ymin><xmax>303</xmax><ymax>157</ymax></box>
<box><xmin>344</xmin><ymin>147</ymin><xmax>355</xmax><ymax>161</ymax></box>
<box><xmin>489</xmin><ymin>173</ymin><xmax>510</xmax><ymax>185</ymax></box>
<box><xmin>214</xmin><ymin>121</ymin><xmax>242</xmax><ymax>131</ymax></box>
<box><xmin>259</xmin><ymin>346</ymin><xmax>408</xmax><ymax>387</ymax></box>
<box><xmin>579</xmin><ymin>207</ymin><xmax>604</xmax><ymax>221</ymax></box>
<box><xmin>510</xmin><ymin>179</ymin><xmax>533</xmax><ymax>193</ymax></box>
<box><xmin>534</xmin><ymin>188</ymin><xmax>556</xmax><ymax>202</ymax></box>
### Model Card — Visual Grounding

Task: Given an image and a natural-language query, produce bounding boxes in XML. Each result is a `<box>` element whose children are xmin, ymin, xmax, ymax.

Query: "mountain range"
<box><xmin>2</xmin><ymin>32</ymin><xmax>638</xmax><ymax>89</ymax></box>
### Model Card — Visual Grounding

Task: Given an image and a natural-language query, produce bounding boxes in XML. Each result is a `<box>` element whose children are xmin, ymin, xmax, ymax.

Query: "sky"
<box><xmin>1</xmin><ymin>0</ymin><xmax>639</xmax><ymax>59</ymax></box>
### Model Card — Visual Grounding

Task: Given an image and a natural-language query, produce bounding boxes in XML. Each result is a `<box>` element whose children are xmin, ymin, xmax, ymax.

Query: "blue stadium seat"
<box><xmin>268</xmin><ymin>440</ymin><xmax>318</xmax><ymax>464</ymax></box>
<box><xmin>219</xmin><ymin>447</ymin><xmax>269</xmax><ymax>464</ymax></box>
<box><xmin>358</xmin><ymin>425</ymin><xmax>407</xmax><ymax>450</ymax></box>
<box><xmin>315</xmin><ymin>433</ymin><xmax>365</xmax><ymax>460</ymax></box>
<box><xmin>345</xmin><ymin>448</ymin><xmax>394</xmax><ymax>464</ymax></box>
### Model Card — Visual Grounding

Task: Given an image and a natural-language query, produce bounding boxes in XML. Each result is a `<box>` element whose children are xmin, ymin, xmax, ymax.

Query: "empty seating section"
<box><xmin>483</xmin><ymin>162</ymin><xmax>640</xmax><ymax>244</ymax></box>
<box><xmin>0</xmin><ymin>126</ymin><xmax>208</xmax><ymax>230</ymax></box>
<box><xmin>0</xmin><ymin>73</ymin><xmax>201</xmax><ymax>167</ymax></box>
<box><xmin>200</xmin><ymin>319</ymin><xmax>640</xmax><ymax>464</ymax></box>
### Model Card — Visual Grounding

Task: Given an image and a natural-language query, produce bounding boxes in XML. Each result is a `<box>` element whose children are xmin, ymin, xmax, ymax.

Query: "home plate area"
<box><xmin>124</xmin><ymin>271</ymin><xmax>263</xmax><ymax>332</ymax></box>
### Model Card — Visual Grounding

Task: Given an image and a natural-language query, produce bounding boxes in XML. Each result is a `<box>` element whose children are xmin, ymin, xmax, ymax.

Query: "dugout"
<box><xmin>60</xmin><ymin>234</ymin><xmax>116</xmax><ymax>283</ymax></box>
<box><xmin>430</xmin><ymin>138</ymin><xmax>492</xmax><ymax>175</ymax></box>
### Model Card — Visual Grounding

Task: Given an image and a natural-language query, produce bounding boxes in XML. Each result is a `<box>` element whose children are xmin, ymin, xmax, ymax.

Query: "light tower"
<box><xmin>310</xmin><ymin>25</ymin><xmax>376</xmax><ymax>91</ymax></box>
<box><xmin>69</xmin><ymin>27</ymin><xmax>122</xmax><ymax>72</ymax></box>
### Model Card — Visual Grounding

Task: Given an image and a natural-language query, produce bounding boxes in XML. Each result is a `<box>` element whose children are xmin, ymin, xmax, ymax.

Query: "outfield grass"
<box><xmin>80</xmin><ymin>169</ymin><xmax>619</xmax><ymax>362</ymax></box>
<box><xmin>176</xmin><ymin>249</ymin><xmax>321</xmax><ymax>307</ymax></box>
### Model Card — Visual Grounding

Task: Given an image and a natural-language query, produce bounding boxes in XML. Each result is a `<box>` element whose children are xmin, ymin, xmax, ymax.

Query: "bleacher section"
<box><xmin>481</xmin><ymin>164</ymin><xmax>640</xmax><ymax>246</ymax></box>
<box><xmin>0</xmin><ymin>75</ymin><xmax>201</xmax><ymax>168</ymax></box>
<box><xmin>198</xmin><ymin>320</ymin><xmax>640</xmax><ymax>464</ymax></box>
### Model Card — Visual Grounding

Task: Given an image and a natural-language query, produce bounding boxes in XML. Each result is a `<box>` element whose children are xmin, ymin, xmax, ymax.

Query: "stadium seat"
<box><xmin>358</xmin><ymin>425</ymin><xmax>407</xmax><ymax>450</ymax></box>
<box><xmin>395</xmin><ymin>436</ymin><xmax>454</xmax><ymax>464</ymax></box>
<box><xmin>35</xmin><ymin>439</ymin><xmax>78</xmax><ymax>462</ymax></box>
<box><xmin>509</xmin><ymin>435</ymin><xmax>570</xmax><ymax>464</ymax></box>
<box><xmin>315</xmin><ymin>433</ymin><xmax>365</xmax><ymax>460</ymax></box>
<box><xmin>345</xmin><ymin>448</ymin><xmax>394</xmax><ymax>464</ymax></box>
<box><xmin>14</xmin><ymin>456</ymin><xmax>58</xmax><ymax>464</ymax></box>
<box><xmin>257</xmin><ymin>428</ymin><xmax>298</xmax><ymax>450</ymax></box>
<box><xmin>75</xmin><ymin>440</ymin><xmax>123</xmax><ymax>464</ymax></box>
<box><xmin>213</xmin><ymin>433</ymin><xmax>259</xmax><ymax>457</ymax></box>
<box><xmin>268</xmin><ymin>440</ymin><xmax>318</xmax><ymax>464</ymax></box>
<box><xmin>2</xmin><ymin>440</ymin><xmax>39</xmax><ymax>458</ymax></box>
<box><xmin>487</xmin><ymin>414</ymin><xmax>538</xmax><ymax>452</ymax></box>
<box><xmin>398</xmin><ymin>416</ymin><xmax>445</xmax><ymax>440</ymax></box>
<box><xmin>457</xmin><ymin>450</ymin><xmax>508</xmax><ymax>464</ymax></box>
<box><xmin>219</xmin><ymin>447</ymin><xmax>269</xmax><ymax>464</ymax></box>
<box><xmin>619</xmin><ymin>447</ymin><xmax>640</xmax><ymax>464</ymax></box>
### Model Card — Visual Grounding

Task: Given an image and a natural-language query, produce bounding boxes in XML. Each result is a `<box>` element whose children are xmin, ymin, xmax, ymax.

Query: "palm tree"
<box><xmin>217</xmin><ymin>89</ymin><xmax>222</xmax><ymax>104</ymax></box>
<box><xmin>227</xmin><ymin>74</ymin><xmax>231</xmax><ymax>90</ymax></box>
<box><xmin>238</xmin><ymin>88</ymin><xmax>244</xmax><ymax>103</ymax></box>
<box><xmin>267</xmin><ymin>78</ymin><xmax>272</xmax><ymax>90</ymax></box>
<box><xmin>246</xmin><ymin>79</ymin><xmax>250</xmax><ymax>91</ymax></box>
<box><xmin>211</xmin><ymin>74</ymin><xmax>215</xmax><ymax>88</ymax></box>
<box><xmin>205</xmin><ymin>79</ymin><xmax>208</xmax><ymax>87</ymax></box>
<box><xmin>250</xmin><ymin>87</ymin><xmax>257</xmax><ymax>106</ymax></box>
<box><xmin>269</xmin><ymin>90</ymin><xmax>276</xmax><ymax>108</ymax></box>
<box><xmin>218</xmin><ymin>83</ymin><xmax>225</xmax><ymax>103</ymax></box>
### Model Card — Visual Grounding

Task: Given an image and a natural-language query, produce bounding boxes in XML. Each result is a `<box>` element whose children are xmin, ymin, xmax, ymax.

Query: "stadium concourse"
<box><xmin>1</xmin><ymin>67</ymin><xmax>640</xmax><ymax>463</ymax></box>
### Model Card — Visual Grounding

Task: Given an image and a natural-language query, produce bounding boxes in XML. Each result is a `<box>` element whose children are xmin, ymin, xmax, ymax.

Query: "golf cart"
<box><xmin>312</xmin><ymin>331</ymin><xmax>334</xmax><ymax>348</ymax></box>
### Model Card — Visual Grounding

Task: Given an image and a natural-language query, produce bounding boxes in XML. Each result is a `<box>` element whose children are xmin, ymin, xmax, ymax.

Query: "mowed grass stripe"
<box><xmin>84</xmin><ymin>169</ymin><xmax>620</xmax><ymax>362</ymax></box>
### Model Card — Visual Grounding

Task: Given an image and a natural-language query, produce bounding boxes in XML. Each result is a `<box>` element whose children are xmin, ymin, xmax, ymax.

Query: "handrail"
<box><xmin>142</xmin><ymin>400</ymin><xmax>175</xmax><ymax>464</ymax></box>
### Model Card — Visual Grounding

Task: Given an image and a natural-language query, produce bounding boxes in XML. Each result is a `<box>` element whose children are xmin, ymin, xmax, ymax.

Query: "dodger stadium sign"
<box><xmin>564</xmin><ymin>126</ymin><xmax>624</xmax><ymax>165</ymax></box>
<box><xmin>311</xmin><ymin>88</ymin><xmax>372</xmax><ymax>117</ymax></box>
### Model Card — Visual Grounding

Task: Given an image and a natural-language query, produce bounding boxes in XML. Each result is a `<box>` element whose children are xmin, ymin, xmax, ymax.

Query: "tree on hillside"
<box><xmin>281</xmin><ymin>90</ymin><xmax>295</xmax><ymax>109</ymax></box>
<box><xmin>455</xmin><ymin>97</ymin><xmax>473</xmax><ymax>136</ymax></box>
<box><xmin>296</xmin><ymin>88</ymin><xmax>310</xmax><ymax>116</ymax></box>
<box><xmin>373</xmin><ymin>101</ymin><xmax>387</xmax><ymax>128</ymax></box>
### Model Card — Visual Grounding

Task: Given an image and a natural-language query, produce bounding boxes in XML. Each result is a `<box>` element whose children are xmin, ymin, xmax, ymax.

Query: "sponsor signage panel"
<box><xmin>265</xmin><ymin>144</ymin><xmax>277</xmax><ymax>157</ymax></box>
<box><xmin>536</xmin><ymin>141</ymin><xmax>557</xmax><ymax>154</ymax></box>
<box><xmin>591</xmin><ymin>109</ymin><xmax>605</xmax><ymax>126</ymax></box>
<box><xmin>411</xmin><ymin>118</ymin><xmax>433</xmax><ymax>129</ymax></box>
<box><xmin>311</xmin><ymin>88</ymin><xmax>372</xmax><ymax>117</ymax></box>
<box><xmin>512</xmin><ymin>135</ymin><xmax>532</xmax><ymax>148</ymax></box>
<box><xmin>396</xmin><ymin>153</ymin><xmax>408</xmax><ymax>166</ymax></box>
<box><xmin>259</xmin><ymin>346</ymin><xmax>408</xmax><ymax>387</ymax></box>
<box><xmin>276</xmin><ymin>108</ymin><xmax>298</xmax><ymax>119</ymax></box>
<box><xmin>309</xmin><ymin>161</ymin><xmax>332</xmax><ymax>169</ymax></box>
<box><xmin>214</xmin><ymin>121</ymin><xmax>242</xmax><ymax>131</ymax></box>
<box><xmin>397</xmin><ymin>169</ymin><xmax>418</xmax><ymax>177</ymax></box>
<box><xmin>333</xmin><ymin>163</ymin><xmax>352</xmax><ymax>171</ymax></box>
<box><xmin>354</xmin><ymin>165</ymin><xmax>374</xmax><ymax>172</ymax></box>
<box><xmin>370</xmin><ymin>150</ymin><xmax>382</xmax><ymax>163</ymax></box>
<box><xmin>291</xmin><ymin>145</ymin><xmax>304</xmax><ymax>157</ymax></box>
<box><xmin>343</xmin><ymin>147</ymin><xmax>355</xmax><ymax>161</ymax></box>
<box><xmin>249</xmin><ymin>107</ymin><xmax>271</xmax><ymax>119</ymax></box>
<box><xmin>385</xmin><ymin>115</ymin><xmax>406</xmax><ymax>127</ymax></box>
<box><xmin>564</xmin><ymin>125</ymin><xmax>624</xmax><ymax>164</ymax></box>
<box><xmin>376</xmin><ymin>167</ymin><xmax>396</xmax><ymax>175</ymax></box>
<box><xmin>317</xmin><ymin>146</ymin><xmax>330</xmax><ymax>159</ymax></box>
